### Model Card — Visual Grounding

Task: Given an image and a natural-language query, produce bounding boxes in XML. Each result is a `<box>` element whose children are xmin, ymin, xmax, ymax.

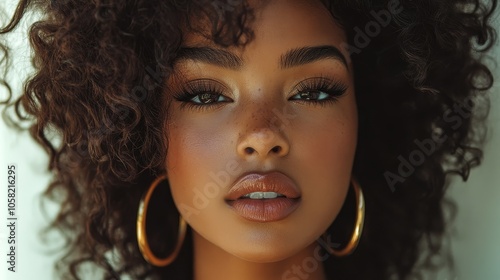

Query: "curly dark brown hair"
<box><xmin>1</xmin><ymin>0</ymin><xmax>497</xmax><ymax>279</ymax></box>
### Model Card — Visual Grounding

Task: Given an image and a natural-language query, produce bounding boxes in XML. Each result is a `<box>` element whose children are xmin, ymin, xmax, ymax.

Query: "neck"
<box><xmin>192</xmin><ymin>231</ymin><xmax>328</xmax><ymax>280</ymax></box>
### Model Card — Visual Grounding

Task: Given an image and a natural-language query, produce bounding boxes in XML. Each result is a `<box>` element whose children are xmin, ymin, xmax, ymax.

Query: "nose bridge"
<box><xmin>236</xmin><ymin>97</ymin><xmax>291</xmax><ymax>159</ymax></box>
<box><xmin>248</xmin><ymin>101</ymin><xmax>278</xmax><ymax>130</ymax></box>
<box><xmin>241</xmin><ymin>95</ymin><xmax>287</xmax><ymax>135</ymax></box>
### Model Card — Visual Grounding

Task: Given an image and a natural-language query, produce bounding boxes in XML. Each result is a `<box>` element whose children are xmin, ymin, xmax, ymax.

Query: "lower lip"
<box><xmin>226</xmin><ymin>197</ymin><xmax>301</xmax><ymax>222</ymax></box>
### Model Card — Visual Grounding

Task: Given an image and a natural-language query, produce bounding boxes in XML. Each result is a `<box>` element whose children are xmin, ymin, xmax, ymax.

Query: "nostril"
<box><xmin>244</xmin><ymin>147</ymin><xmax>255</xmax><ymax>154</ymax></box>
<box><xmin>271</xmin><ymin>146</ymin><xmax>281</xmax><ymax>153</ymax></box>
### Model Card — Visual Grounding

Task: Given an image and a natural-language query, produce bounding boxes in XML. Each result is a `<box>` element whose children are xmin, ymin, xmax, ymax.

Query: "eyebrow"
<box><xmin>173</xmin><ymin>45</ymin><xmax>348</xmax><ymax>70</ymax></box>
<box><xmin>279</xmin><ymin>45</ymin><xmax>348</xmax><ymax>70</ymax></box>
<box><xmin>174</xmin><ymin>47</ymin><xmax>243</xmax><ymax>70</ymax></box>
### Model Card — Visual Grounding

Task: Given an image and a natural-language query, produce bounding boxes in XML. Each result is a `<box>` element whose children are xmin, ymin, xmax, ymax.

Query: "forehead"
<box><xmin>180</xmin><ymin>0</ymin><xmax>349</xmax><ymax>62</ymax></box>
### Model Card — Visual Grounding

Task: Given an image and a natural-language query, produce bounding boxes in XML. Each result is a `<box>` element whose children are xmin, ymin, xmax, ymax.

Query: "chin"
<box><xmin>226</xmin><ymin>242</ymin><xmax>307</xmax><ymax>263</ymax></box>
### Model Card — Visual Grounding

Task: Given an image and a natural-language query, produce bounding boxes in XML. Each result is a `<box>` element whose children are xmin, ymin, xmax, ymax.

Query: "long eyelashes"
<box><xmin>172</xmin><ymin>79</ymin><xmax>231</xmax><ymax>111</ymax></box>
<box><xmin>292</xmin><ymin>77</ymin><xmax>348</xmax><ymax>106</ymax></box>
<box><xmin>172</xmin><ymin>76</ymin><xmax>348</xmax><ymax>111</ymax></box>
<box><xmin>173</xmin><ymin>80</ymin><xmax>221</xmax><ymax>101</ymax></box>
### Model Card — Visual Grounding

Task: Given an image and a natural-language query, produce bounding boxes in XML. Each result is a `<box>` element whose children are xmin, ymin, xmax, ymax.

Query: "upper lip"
<box><xmin>224</xmin><ymin>171</ymin><xmax>301</xmax><ymax>201</ymax></box>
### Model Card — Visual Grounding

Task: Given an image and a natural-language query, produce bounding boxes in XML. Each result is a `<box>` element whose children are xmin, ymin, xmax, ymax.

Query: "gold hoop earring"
<box><xmin>323</xmin><ymin>177</ymin><xmax>365</xmax><ymax>257</ymax></box>
<box><xmin>137</xmin><ymin>174</ymin><xmax>187</xmax><ymax>267</ymax></box>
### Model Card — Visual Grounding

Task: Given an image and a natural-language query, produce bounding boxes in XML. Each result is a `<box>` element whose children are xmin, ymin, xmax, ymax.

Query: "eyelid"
<box><xmin>171</xmin><ymin>78</ymin><xmax>234</xmax><ymax>102</ymax></box>
<box><xmin>184</xmin><ymin>79</ymin><xmax>232</xmax><ymax>96</ymax></box>
<box><xmin>289</xmin><ymin>76</ymin><xmax>348</xmax><ymax>97</ymax></box>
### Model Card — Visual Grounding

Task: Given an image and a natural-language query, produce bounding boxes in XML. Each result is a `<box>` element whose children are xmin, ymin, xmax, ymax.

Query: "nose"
<box><xmin>236</xmin><ymin>110</ymin><xmax>290</xmax><ymax>160</ymax></box>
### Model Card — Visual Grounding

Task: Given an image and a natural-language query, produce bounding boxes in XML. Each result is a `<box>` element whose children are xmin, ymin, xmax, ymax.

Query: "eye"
<box><xmin>290</xmin><ymin>91</ymin><xmax>331</xmax><ymax>101</ymax></box>
<box><xmin>173</xmin><ymin>79</ymin><xmax>233</xmax><ymax>110</ymax></box>
<box><xmin>190</xmin><ymin>92</ymin><xmax>230</xmax><ymax>104</ymax></box>
<box><xmin>289</xmin><ymin>77</ymin><xmax>348</xmax><ymax>105</ymax></box>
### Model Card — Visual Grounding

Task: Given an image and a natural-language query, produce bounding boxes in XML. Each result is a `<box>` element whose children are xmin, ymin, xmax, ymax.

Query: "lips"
<box><xmin>224</xmin><ymin>171</ymin><xmax>301</xmax><ymax>222</ymax></box>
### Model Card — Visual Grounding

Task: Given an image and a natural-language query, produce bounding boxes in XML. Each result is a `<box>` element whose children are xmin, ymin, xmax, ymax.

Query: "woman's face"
<box><xmin>165</xmin><ymin>0</ymin><xmax>357</xmax><ymax>262</ymax></box>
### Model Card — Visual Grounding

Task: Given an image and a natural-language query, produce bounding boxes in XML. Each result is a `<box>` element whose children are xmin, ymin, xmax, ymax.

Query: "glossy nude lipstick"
<box><xmin>224</xmin><ymin>171</ymin><xmax>301</xmax><ymax>222</ymax></box>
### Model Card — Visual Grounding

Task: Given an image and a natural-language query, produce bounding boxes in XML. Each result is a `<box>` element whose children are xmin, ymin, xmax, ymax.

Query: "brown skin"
<box><xmin>164</xmin><ymin>0</ymin><xmax>357</xmax><ymax>279</ymax></box>
<box><xmin>2</xmin><ymin>0</ymin><xmax>493</xmax><ymax>278</ymax></box>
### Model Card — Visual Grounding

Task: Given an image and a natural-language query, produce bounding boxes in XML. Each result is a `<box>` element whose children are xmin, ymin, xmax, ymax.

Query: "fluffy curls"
<box><xmin>0</xmin><ymin>0</ymin><xmax>497</xmax><ymax>279</ymax></box>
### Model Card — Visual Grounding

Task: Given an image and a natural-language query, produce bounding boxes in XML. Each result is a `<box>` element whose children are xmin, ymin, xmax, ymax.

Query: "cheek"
<box><xmin>303</xmin><ymin>121</ymin><xmax>356</xmax><ymax>201</ymax></box>
<box><xmin>303</xmin><ymin>118</ymin><xmax>357</xmax><ymax>175</ymax></box>
<box><xmin>290</xmin><ymin>99</ymin><xmax>358</xmax><ymax>229</ymax></box>
<box><xmin>164</xmin><ymin>116</ymin><xmax>235</xmax><ymax>222</ymax></box>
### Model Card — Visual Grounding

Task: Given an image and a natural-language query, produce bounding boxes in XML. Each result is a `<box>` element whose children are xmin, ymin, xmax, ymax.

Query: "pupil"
<box><xmin>200</xmin><ymin>93</ymin><xmax>216</xmax><ymax>103</ymax></box>
<box><xmin>300</xmin><ymin>91</ymin><xmax>318</xmax><ymax>100</ymax></box>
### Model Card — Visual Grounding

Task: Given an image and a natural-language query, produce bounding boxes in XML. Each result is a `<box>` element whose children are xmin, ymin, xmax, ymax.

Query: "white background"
<box><xmin>0</xmin><ymin>2</ymin><xmax>499</xmax><ymax>280</ymax></box>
